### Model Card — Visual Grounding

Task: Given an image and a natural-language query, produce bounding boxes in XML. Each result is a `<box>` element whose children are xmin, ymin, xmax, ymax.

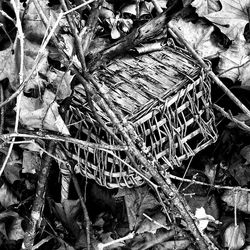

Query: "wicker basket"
<box><xmin>64</xmin><ymin>46</ymin><xmax>217</xmax><ymax>188</ymax></box>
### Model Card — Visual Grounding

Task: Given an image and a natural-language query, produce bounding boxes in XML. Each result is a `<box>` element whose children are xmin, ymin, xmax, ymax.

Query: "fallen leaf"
<box><xmin>116</xmin><ymin>186</ymin><xmax>160</xmax><ymax>230</ymax></box>
<box><xmin>0</xmin><ymin>39</ymin><xmax>49</xmax><ymax>91</ymax></box>
<box><xmin>192</xmin><ymin>0</ymin><xmax>250</xmax><ymax>41</ymax></box>
<box><xmin>99</xmin><ymin>232</ymin><xmax>124</xmax><ymax>249</ymax></box>
<box><xmin>191</xmin><ymin>0</ymin><xmax>221</xmax><ymax>15</ymax></box>
<box><xmin>0</xmin><ymin>183</ymin><xmax>18</xmax><ymax>208</ymax></box>
<box><xmin>0</xmin><ymin>211</ymin><xmax>24</xmax><ymax>241</ymax></box>
<box><xmin>0</xmin><ymin>46</ymin><xmax>17</xmax><ymax>86</ymax></box>
<box><xmin>52</xmin><ymin>199</ymin><xmax>81</xmax><ymax>238</ymax></box>
<box><xmin>152</xmin><ymin>239</ymin><xmax>190</xmax><ymax>250</ymax></box>
<box><xmin>240</xmin><ymin>145</ymin><xmax>250</xmax><ymax>163</ymax></box>
<box><xmin>170</xmin><ymin>18</ymin><xmax>223</xmax><ymax>58</ymax></box>
<box><xmin>222</xmin><ymin>189</ymin><xmax>250</xmax><ymax>213</ymax></box>
<box><xmin>195</xmin><ymin>207</ymin><xmax>216</xmax><ymax>231</ymax></box>
<box><xmin>19</xmin><ymin>140</ymin><xmax>45</xmax><ymax>154</ymax></box>
<box><xmin>223</xmin><ymin>222</ymin><xmax>246</xmax><ymax>250</ymax></box>
<box><xmin>23</xmin><ymin>1</ymin><xmax>69</xmax><ymax>42</ymax></box>
<box><xmin>1</xmin><ymin>150</ymin><xmax>22</xmax><ymax>184</ymax></box>
<box><xmin>136</xmin><ymin>212</ymin><xmax>167</xmax><ymax>234</ymax></box>
<box><xmin>22</xmin><ymin>150</ymin><xmax>41</xmax><ymax>174</ymax></box>
<box><xmin>217</xmin><ymin>34</ymin><xmax>250</xmax><ymax>82</ymax></box>
<box><xmin>8</xmin><ymin>216</ymin><xmax>24</xmax><ymax>241</ymax></box>
<box><xmin>229</xmin><ymin>158</ymin><xmax>250</xmax><ymax>186</ymax></box>
<box><xmin>46</xmin><ymin>68</ymin><xmax>73</xmax><ymax>100</ymax></box>
<box><xmin>227</xmin><ymin>113</ymin><xmax>250</xmax><ymax>128</ymax></box>
<box><xmin>239</xmin><ymin>59</ymin><xmax>250</xmax><ymax>86</ymax></box>
<box><xmin>55</xmin><ymin>243</ymin><xmax>75</xmax><ymax>250</ymax></box>
<box><xmin>19</xmin><ymin>89</ymin><xmax>70</xmax><ymax>135</ymax></box>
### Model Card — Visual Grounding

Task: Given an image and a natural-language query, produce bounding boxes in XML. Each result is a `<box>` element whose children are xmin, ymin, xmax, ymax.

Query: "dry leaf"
<box><xmin>0</xmin><ymin>211</ymin><xmax>24</xmax><ymax>241</ymax></box>
<box><xmin>98</xmin><ymin>232</ymin><xmax>124</xmax><ymax>250</ymax></box>
<box><xmin>2</xmin><ymin>150</ymin><xmax>22</xmax><ymax>184</ymax></box>
<box><xmin>0</xmin><ymin>46</ymin><xmax>17</xmax><ymax>86</ymax></box>
<box><xmin>46</xmin><ymin>68</ymin><xmax>73</xmax><ymax>100</ymax></box>
<box><xmin>136</xmin><ymin>212</ymin><xmax>167</xmax><ymax>234</ymax></box>
<box><xmin>239</xmin><ymin>60</ymin><xmax>250</xmax><ymax>86</ymax></box>
<box><xmin>52</xmin><ymin>199</ymin><xmax>81</xmax><ymax>238</ymax></box>
<box><xmin>19</xmin><ymin>89</ymin><xmax>70</xmax><ymax>135</ymax></box>
<box><xmin>195</xmin><ymin>207</ymin><xmax>216</xmax><ymax>231</ymax></box>
<box><xmin>191</xmin><ymin>0</ymin><xmax>221</xmax><ymax>15</ymax></box>
<box><xmin>8</xmin><ymin>216</ymin><xmax>25</xmax><ymax>241</ymax></box>
<box><xmin>0</xmin><ymin>40</ymin><xmax>49</xmax><ymax>93</ymax></box>
<box><xmin>223</xmin><ymin>222</ymin><xmax>246</xmax><ymax>250</ymax></box>
<box><xmin>0</xmin><ymin>183</ymin><xmax>18</xmax><ymax>208</ymax></box>
<box><xmin>192</xmin><ymin>0</ymin><xmax>250</xmax><ymax>41</ymax></box>
<box><xmin>22</xmin><ymin>150</ymin><xmax>41</xmax><ymax>174</ymax></box>
<box><xmin>116</xmin><ymin>186</ymin><xmax>160</xmax><ymax>231</ymax></box>
<box><xmin>240</xmin><ymin>145</ymin><xmax>250</xmax><ymax>163</ymax></box>
<box><xmin>229</xmin><ymin>158</ymin><xmax>250</xmax><ymax>186</ymax></box>
<box><xmin>23</xmin><ymin>1</ymin><xmax>69</xmax><ymax>42</ymax></box>
<box><xmin>170</xmin><ymin>18</ymin><xmax>223</xmax><ymax>57</ymax></box>
<box><xmin>217</xmin><ymin>35</ymin><xmax>250</xmax><ymax>82</ymax></box>
<box><xmin>222</xmin><ymin>189</ymin><xmax>250</xmax><ymax>214</ymax></box>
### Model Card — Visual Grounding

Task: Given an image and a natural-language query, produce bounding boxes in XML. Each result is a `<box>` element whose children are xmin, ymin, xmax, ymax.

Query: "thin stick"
<box><xmin>81</xmin><ymin>0</ymin><xmax>103</xmax><ymax>56</ymax></box>
<box><xmin>0</xmin><ymin>83</ymin><xmax>4</xmax><ymax>134</ymax></box>
<box><xmin>60</xmin><ymin>0</ymin><xmax>87</xmax><ymax>70</ymax></box>
<box><xmin>168</xmin><ymin>173</ymin><xmax>250</xmax><ymax>192</ymax></box>
<box><xmin>71</xmin><ymin>165</ymin><xmax>91</xmax><ymax>250</ymax></box>
<box><xmin>213</xmin><ymin>104</ymin><xmax>250</xmax><ymax>133</ymax></box>
<box><xmin>0</xmin><ymin>0</ymin><xmax>24</xmax><ymax>177</ymax></box>
<box><xmin>1</xmin><ymin>132</ymin><xmax>130</xmax><ymax>151</ymax></box>
<box><xmin>97</xmin><ymin>232</ymin><xmax>135</xmax><ymax>250</ymax></box>
<box><xmin>21</xmin><ymin>141</ymin><xmax>56</xmax><ymax>250</ymax></box>
<box><xmin>64</xmin><ymin>0</ymin><xmax>96</xmax><ymax>15</ymax></box>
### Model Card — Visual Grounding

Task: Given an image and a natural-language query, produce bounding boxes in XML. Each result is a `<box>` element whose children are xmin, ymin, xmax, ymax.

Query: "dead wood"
<box><xmin>21</xmin><ymin>141</ymin><xmax>56</xmax><ymax>250</ymax></box>
<box><xmin>87</xmin><ymin>2</ymin><xmax>180</xmax><ymax>71</ymax></box>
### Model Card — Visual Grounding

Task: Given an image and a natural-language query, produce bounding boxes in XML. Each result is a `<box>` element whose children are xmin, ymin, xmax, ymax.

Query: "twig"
<box><xmin>143</xmin><ymin>213</ymin><xmax>171</xmax><ymax>231</ymax></box>
<box><xmin>21</xmin><ymin>141</ymin><xmax>56</xmax><ymax>250</ymax></box>
<box><xmin>0</xmin><ymin>10</ymin><xmax>16</xmax><ymax>24</ymax></box>
<box><xmin>97</xmin><ymin>232</ymin><xmax>135</xmax><ymax>250</ymax></box>
<box><xmin>0</xmin><ymin>0</ymin><xmax>24</xmax><ymax>177</ymax></box>
<box><xmin>167</xmin><ymin>22</ymin><xmax>250</xmax><ymax>119</ymax></box>
<box><xmin>70</xmin><ymin>164</ymin><xmax>91</xmax><ymax>250</ymax></box>
<box><xmin>213</xmin><ymin>104</ymin><xmax>250</xmax><ymax>133</ymax></box>
<box><xmin>64</xmin><ymin>0</ymin><xmax>96</xmax><ymax>15</ymax></box>
<box><xmin>81</xmin><ymin>0</ymin><xmax>103</xmax><ymax>56</ymax></box>
<box><xmin>0</xmin><ymin>83</ymin><xmax>4</xmax><ymax>134</ymax></box>
<box><xmin>168</xmin><ymin>173</ymin><xmax>250</xmax><ymax>192</ymax></box>
<box><xmin>218</xmin><ymin>59</ymin><xmax>250</xmax><ymax>77</ymax></box>
<box><xmin>151</xmin><ymin>0</ymin><xmax>163</xmax><ymax>14</ymax></box>
<box><xmin>0</xmin><ymin>132</ymin><xmax>130</xmax><ymax>151</ymax></box>
<box><xmin>31</xmin><ymin>236</ymin><xmax>53</xmax><ymax>250</ymax></box>
<box><xmin>0</xmin><ymin>23</ymin><xmax>14</xmax><ymax>47</ymax></box>
<box><xmin>60</xmin><ymin>0</ymin><xmax>87</xmax><ymax>70</ymax></box>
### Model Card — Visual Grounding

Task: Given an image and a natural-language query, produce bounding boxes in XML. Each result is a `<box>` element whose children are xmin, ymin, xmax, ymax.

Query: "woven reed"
<box><xmin>64</xmin><ymin>46</ymin><xmax>217</xmax><ymax>188</ymax></box>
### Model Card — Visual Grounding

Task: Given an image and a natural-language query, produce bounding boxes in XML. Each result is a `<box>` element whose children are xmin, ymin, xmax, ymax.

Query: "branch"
<box><xmin>0</xmin><ymin>132</ymin><xmax>129</xmax><ymax>151</ymax></box>
<box><xmin>81</xmin><ymin>0</ymin><xmax>103</xmax><ymax>56</ymax></box>
<box><xmin>21</xmin><ymin>141</ymin><xmax>56</xmax><ymax>250</ymax></box>
<box><xmin>88</xmin><ymin>1</ymin><xmax>179</xmax><ymax>71</ymax></box>
<box><xmin>214</xmin><ymin>104</ymin><xmax>250</xmax><ymax>133</ymax></box>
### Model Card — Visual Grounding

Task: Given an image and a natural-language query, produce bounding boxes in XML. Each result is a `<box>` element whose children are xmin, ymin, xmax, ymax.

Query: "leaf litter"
<box><xmin>1</xmin><ymin>0</ymin><xmax>250</xmax><ymax>249</ymax></box>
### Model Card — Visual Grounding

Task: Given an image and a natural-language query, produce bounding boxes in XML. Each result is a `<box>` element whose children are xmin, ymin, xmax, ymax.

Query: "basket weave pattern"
<box><xmin>65</xmin><ymin>47</ymin><xmax>217</xmax><ymax>188</ymax></box>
